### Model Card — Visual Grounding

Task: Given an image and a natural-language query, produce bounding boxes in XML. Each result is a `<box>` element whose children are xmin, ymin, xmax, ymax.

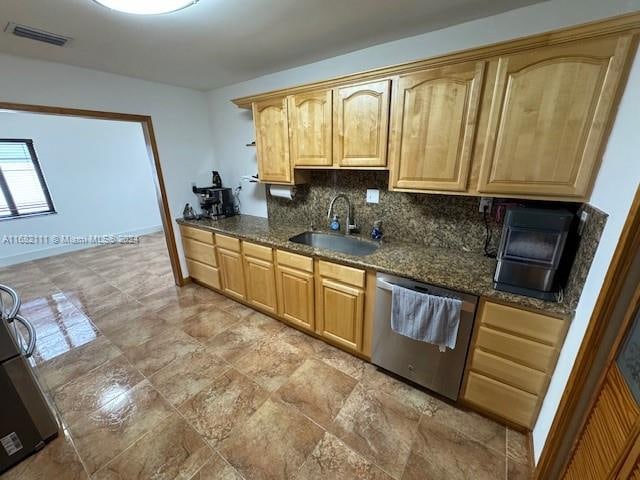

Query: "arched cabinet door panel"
<box><xmin>477</xmin><ymin>35</ymin><xmax>633</xmax><ymax>199</ymax></box>
<box><xmin>334</xmin><ymin>80</ymin><xmax>390</xmax><ymax>167</ymax></box>
<box><xmin>389</xmin><ymin>61</ymin><xmax>485</xmax><ymax>192</ymax></box>
<box><xmin>253</xmin><ymin>97</ymin><xmax>292</xmax><ymax>184</ymax></box>
<box><xmin>288</xmin><ymin>90</ymin><xmax>332</xmax><ymax>166</ymax></box>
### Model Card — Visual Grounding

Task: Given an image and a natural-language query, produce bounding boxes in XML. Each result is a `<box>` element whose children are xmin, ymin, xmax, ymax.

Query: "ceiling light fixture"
<box><xmin>93</xmin><ymin>0</ymin><xmax>198</xmax><ymax>15</ymax></box>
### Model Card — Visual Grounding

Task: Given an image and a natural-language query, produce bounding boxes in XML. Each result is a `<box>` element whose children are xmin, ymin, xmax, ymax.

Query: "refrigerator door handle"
<box><xmin>13</xmin><ymin>315</ymin><xmax>36</xmax><ymax>358</ymax></box>
<box><xmin>0</xmin><ymin>284</ymin><xmax>21</xmax><ymax>320</ymax></box>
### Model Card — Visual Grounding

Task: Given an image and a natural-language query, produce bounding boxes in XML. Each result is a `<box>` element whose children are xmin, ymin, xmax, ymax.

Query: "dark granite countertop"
<box><xmin>177</xmin><ymin>215</ymin><xmax>572</xmax><ymax>318</ymax></box>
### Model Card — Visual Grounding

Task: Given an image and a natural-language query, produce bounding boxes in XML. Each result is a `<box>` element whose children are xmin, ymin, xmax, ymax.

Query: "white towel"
<box><xmin>391</xmin><ymin>284</ymin><xmax>462</xmax><ymax>351</ymax></box>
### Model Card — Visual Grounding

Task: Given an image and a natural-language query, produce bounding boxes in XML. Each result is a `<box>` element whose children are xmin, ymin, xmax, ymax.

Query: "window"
<box><xmin>0</xmin><ymin>139</ymin><xmax>55</xmax><ymax>219</ymax></box>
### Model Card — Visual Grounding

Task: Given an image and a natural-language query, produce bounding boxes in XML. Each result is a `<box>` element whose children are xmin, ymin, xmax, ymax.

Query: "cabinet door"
<box><xmin>478</xmin><ymin>35</ymin><xmax>632</xmax><ymax>199</ymax></box>
<box><xmin>276</xmin><ymin>264</ymin><xmax>314</xmax><ymax>331</ymax></box>
<box><xmin>316</xmin><ymin>277</ymin><xmax>364</xmax><ymax>351</ymax></box>
<box><xmin>288</xmin><ymin>90</ymin><xmax>332</xmax><ymax>166</ymax></box>
<box><xmin>334</xmin><ymin>80</ymin><xmax>390</xmax><ymax>167</ymax></box>
<box><xmin>253</xmin><ymin>97</ymin><xmax>292</xmax><ymax>184</ymax></box>
<box><xmin>389</xmin><ymin>61</ymin><xmax>484</xmax><ymax>191</ymax></box>
<box><xmin>244</xmin><ymin>256</ymin><xmax>278</xmax><ymax>314</ymax></box>
<box><xmin>218</xmin><ymin>248</ymin><xmax>246</xmax><ymax>300</ymax></box>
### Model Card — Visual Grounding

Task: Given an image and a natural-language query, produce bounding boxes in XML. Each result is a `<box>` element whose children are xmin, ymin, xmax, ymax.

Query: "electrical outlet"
<box><xmin>366</xmin><ymin>189</ymin><xmax>380</xmax><ymax>204</ymax></box>
<box><xmin>479</xmin><ymin>197</ymin><xmax>493</xmax><ymax>213</ymax></box>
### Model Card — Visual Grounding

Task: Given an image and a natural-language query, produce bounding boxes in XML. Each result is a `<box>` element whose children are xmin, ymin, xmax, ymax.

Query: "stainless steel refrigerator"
<box><xmin>0</xmin><ymin>284</ymin><xmax>59</xmax><ymax>474</ymax></box>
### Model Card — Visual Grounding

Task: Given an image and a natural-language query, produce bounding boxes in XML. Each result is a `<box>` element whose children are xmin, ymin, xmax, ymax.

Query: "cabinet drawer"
<box><xmin>183</xmin><ymin>238</ymin><xmax>217</xmax><ymax>267</ymax></box>
<box><xmin>186</xmin><ymin>259</ymin><xmax>221</xmax><ymax>290</ymax></box>
<box><xmin>471</xmin><ymin>348</ymin><xmax>548</xmax><ymax>395</ymax></box>
<box><xmin>242</xmin><ymin>241</ymin><xmax>273</xmax><ymax>261</ymax></box>
<box><xmin>464</xmin><ymin>371</ymin><xmax>538</xmax><ymax>428</ymax></box>
<box><xmin>476</xmin><ymin>326</ymin><xmax>557</xmax><ymax>373</ymax></box>
<box><xmin>215</xmin><ymin>234</ymin><xmax>241</xmax><ymax>252</ymax></box>
<box><xmin>276</xmin><ymin>250</ymin><xmax>313</xmax><ymax>273</ymax></box>
<box><xmin>318</xmin><ymin>260</ymin><xmax>365</xmax><ymax>288</ymax></box>
<box><xmin>180</xmin><ymin>225</ymin><xmax>213</xmax><ymax>244</ymax></box>
<box><xmin>480</xmin><ymin>301</ymin><xmax>565</xmax><ymax>346</ymax></box>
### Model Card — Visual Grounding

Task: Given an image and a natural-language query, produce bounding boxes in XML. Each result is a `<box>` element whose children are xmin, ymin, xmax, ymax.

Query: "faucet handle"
<box><xmin>347</xmin><ymin>221</ymin><xmax>358</xmax><ymax>235</ymax></box>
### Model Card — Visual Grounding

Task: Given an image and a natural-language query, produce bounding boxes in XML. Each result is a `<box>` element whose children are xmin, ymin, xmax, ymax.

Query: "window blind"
<box><xmin>0</xmin><ymin>140</ymin><xmax>54</xmax><ymax>218</ymax></box>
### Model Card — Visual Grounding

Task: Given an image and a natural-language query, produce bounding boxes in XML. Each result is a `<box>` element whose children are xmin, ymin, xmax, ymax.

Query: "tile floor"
<box><xmin>0</xmin><ymin>232</ymin><xmax>532</xmax><ymax>479</ymax></box>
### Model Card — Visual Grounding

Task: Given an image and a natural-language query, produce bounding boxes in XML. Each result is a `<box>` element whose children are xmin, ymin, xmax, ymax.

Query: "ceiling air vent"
<box><xmin>4</xmin><ymin>22</ymin><xmax>72</xmax><ymax>47</ymax></box>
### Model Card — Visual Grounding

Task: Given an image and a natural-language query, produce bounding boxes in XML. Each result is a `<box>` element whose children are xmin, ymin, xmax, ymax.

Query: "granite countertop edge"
<box><xmin>176</xmin><ymin>215</ymin><xmax>573</xmax><ymax>319</ymax></box>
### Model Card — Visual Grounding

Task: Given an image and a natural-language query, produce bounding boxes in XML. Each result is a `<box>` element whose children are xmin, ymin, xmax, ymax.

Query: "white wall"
<box><xmin>206</xmin><ymin>0</ymin><xmax>640</xmax><ymax>461</ymax></box>
<box><xmin>0</xmin><ymin>113</ymin><xmax>162</xmax><ymax>266</ymax></box>
<box><xmin>0</xmin><ymin>53</ymin><xmax>214</xmax><ymax>274</ymax></box>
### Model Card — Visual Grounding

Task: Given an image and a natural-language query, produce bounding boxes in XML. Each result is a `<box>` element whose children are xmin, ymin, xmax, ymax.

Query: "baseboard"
<box><xmin>0</xmin><ymin>225</ymin><xmax>163</xmax><ymax>268</ymax></box>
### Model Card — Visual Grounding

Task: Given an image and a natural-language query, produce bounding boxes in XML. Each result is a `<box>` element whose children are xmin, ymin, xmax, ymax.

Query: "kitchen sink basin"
<box><xmin>289</xmin><ymin>231</ymin><xmax>379</xmax><ymax>256</ymax></box>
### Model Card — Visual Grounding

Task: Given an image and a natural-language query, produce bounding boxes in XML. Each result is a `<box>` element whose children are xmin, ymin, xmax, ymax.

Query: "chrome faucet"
<box><xmin>327</xmin><ymin>194</ymin><xmax>357</xmax><ymax>235</ymax></box>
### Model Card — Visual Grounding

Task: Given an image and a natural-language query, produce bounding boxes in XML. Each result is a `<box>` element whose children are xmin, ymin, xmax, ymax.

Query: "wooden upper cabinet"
<box><xmin>334</xmin><ymin>80</ymin><xmax>391</xmax><ymax>167</ymax></box>
<box><xmin>477</xmin><ymin>35</ymin><xmax>633</xmax><ymax>199</ymax></box>
<box><xmin>389</xmin><ymin>61</ymin><xmax>485</xmax><ymax>192</ymax></box>
<box><xmin>288</xmin><ymin>90</ymin><xmax>332</xmax><ymax>166</ymax></box>
<box><xmin>253</xmin><ymin>97</ymin><xmax>292</xmax><ymax>184</ymax></box>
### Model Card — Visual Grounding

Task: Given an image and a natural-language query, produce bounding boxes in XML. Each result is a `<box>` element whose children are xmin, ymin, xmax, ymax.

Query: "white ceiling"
<box><xmin>0</xmin><ymin>0</ymin><xmax>546</xmax><ymax>91</ymax></box>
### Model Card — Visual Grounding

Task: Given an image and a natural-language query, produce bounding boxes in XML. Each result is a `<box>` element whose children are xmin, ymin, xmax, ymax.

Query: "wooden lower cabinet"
<box><xmin>276</xmin><ymin>263</ymin><xmax>315</xmax><ymax>331</ymax></box>
<box><xmin>244</xmin><ymin>255</ymin><xmax>278</xmax><ymax>314</ymax></box>
<box><xmin>462</xmin><ymin>299</ymin><xmax>568</xmax><ymax>429</ymax></box>
<box><xmin>465</xmin><ymin>371</ymin><xmax>539</xmax><ymax>428</ymax></box>
<box><xmin>186</xmin><ymin>259</ymin><xmax>220</xmax><ymax>290</ymax></box>
<box><xmin>217</xmin><ymin>247</ymin><xmax>246</xmax><ymax>300</ymax></box>
<box><xmin>315</xmin><ymin>261</ymin><xmax>366</xmax><ymax>352</ymax></box>
<box><xmin>180</xmin><ymin>226</ymin><xmax>220</xmax><ymax>289</ymax></box>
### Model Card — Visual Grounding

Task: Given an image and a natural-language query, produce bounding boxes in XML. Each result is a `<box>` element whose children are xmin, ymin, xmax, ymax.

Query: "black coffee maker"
<box><xmin>192</xmin><ymin>171</ymin><xmax>236</xmax><ymax>219</ymax></box>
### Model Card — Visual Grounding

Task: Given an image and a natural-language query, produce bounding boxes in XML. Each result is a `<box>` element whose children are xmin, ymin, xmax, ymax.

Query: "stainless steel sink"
<box><xmin>289</xmin><ymin>231</ymin><xmax>379</xmax><ymax>256</ymax></box>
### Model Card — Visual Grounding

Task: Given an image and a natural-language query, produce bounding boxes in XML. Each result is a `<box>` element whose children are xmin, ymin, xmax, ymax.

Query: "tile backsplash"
<box><xmin>266</xmin><ymin>171</ymin><xmax>502</xmax><ymax>254</ymax></box>
<box><xmin>265</xmin><ymin>170</ymin><xmax>606</xmax><ymax>313</ymax></box>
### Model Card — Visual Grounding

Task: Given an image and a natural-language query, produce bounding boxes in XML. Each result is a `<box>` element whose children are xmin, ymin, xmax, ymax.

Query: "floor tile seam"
<box><xmin>415</xmin><ymin>409</ymin><xmax>509</xmax><ymax>462</ymax></box>
<box><xmin>505</xmin><ymin>429</ymin><xmax>532</xmax><ymax>467</ymax></box>
<box><xmin>77</xmin><ymin>382</ymin><xmax>176</xmax><ymax>476</ymax></box>
<box><xmin>47</xmin><ymin>350</ymin><xmax>140</xmax><ymax>409</ymax></box>
<box><xmin>309</xmin><ymin>350</ymin><xmax>364</xmax><ymax>383</ymax></box>
<box><xmin>60</xmin><ymin>427</ymin><xmax>94</xmax><ymax>480</ymax></box>
<box><xmin>57</xmin><ymin>368</ymin><xmax>148</xmax><ymax>433</ymax></box>
<box><xmin>146</xmin><ymin>348</ymin><xmax>233</xmax><ymax>388</ymax></box>
<box><xmin>88</xmin><ymin>425</ymin><xmax>156</xmax><ymax>478</ymax></box>
<box><xmin>40</xmin><ymin>337</ymin><xmax>125</xmax><ymax>393</ymax></box>
<box><xmin>327</xmin><ymin>385</ymin><xmax>405</xmax><ymax>480</ymax></box>
<box><xmin>269</xmin><ymin>357</ymin><xmax>358</xmax><ymax>430</ymax></box>
<box><xmin>170</xmin><ymin>366</ymin><xmax>269</xmax><ymax>454</ymax></box>
<box><xmin>210</xmin><ymin>447</ymin><xmax>248</xmax><ymax>480</ymax></box>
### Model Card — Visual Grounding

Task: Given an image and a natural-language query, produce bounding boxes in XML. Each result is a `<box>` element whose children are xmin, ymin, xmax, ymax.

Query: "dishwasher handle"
<box><xmin>377</xmin><ymin>278</ymin><xmax>476</xmax><ymax>314</ymax></box>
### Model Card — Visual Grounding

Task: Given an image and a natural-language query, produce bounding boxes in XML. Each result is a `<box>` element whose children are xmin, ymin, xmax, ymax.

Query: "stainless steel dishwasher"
<box><xmin>372</xmin><ymin>273</ymin><xmax>478</xmax><ymax>401</ymax></box>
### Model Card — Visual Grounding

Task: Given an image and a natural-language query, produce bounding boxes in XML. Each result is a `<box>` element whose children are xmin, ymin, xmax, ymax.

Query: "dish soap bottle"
<box><xmin>330</xmin><ymin>215</ymin><xmax>341</xmax><ymax>231</ymax></box>
<box><xmin>371</xmin><ymin>220</ymin><xmax>383</xmax><ymax>240</ymax></box>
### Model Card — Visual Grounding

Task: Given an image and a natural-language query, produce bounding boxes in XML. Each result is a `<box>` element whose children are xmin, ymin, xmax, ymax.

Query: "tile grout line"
<box><xmin>149</xmin><ymin>372</ymin><xmax>249</xmax><ymax>480</ymax></box>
